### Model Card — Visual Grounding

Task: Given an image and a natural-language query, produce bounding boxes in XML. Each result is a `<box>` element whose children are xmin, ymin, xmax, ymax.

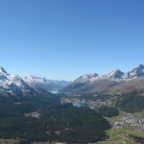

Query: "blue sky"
<box><xmin>0</xmin><ymin>0</ymin><xmax>144</xmax><ymax>80</ymax></box>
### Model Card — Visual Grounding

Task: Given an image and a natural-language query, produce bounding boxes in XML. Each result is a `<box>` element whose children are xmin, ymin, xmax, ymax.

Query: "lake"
<box><xmin>51</xmin><ymin>90</ymin><xmax>58</xmax><ymax>94</ymax></box>
<box><xmin>73</xmin><ymin>103</ymin><xmax>88</xmax><ymax>108</ymax></box>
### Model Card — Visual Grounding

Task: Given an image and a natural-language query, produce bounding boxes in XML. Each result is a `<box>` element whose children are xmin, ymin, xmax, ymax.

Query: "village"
<box><xmin>110</xmin><ymin>114</ymin><xmax>144</xmax><ymax>131</ymax></box>
<box><xmin>61</xmin><ymin>97</ymin><xmax>144</xmax><ymax>131</ymax></box>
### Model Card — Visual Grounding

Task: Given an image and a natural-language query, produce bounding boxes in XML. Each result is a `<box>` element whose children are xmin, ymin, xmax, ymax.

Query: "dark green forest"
<box><xmin>116</xmin><ymin>93</ymin><xmax>144</xmax><ymax>113</ymax></box>
<box><xmin>98</xmin><ymin>106</ymin><xmax>119</xmax><ymax>117</ymax></box>
<box><xmin>0</xmin><ymin>93</ymin><xmax>110</xmax><ymax>143</ymax></box>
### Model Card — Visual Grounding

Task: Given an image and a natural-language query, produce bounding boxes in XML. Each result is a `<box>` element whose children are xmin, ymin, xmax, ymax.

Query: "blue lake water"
<box><xmin>73</xmin><ymin>103</ymin><xmax>88</xmax><ymax>108</ymax></box>
<box><xmin>51</xmin><ymin>90</ymin><xmax>58</xmax><ymax>94</ymax></box>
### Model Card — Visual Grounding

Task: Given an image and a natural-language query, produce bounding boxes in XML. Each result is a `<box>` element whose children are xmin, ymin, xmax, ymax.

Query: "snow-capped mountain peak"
<box><xmin>127</xmin><ymin>64</ymin><xmax>144</xmax><ymax>78</ymax></box>
<box><xmin>138</xmin><ymin>64</ymin><xmax>144</xmax><ymax>67</ymax></box>
<box><xmin>80</xmin><ymin>73</ymin><xmax>99</xmax><ymax>79</ymax></box>
<box><xmin>108</xmin><ymin>69</ymin><xmax>124</xmax><ymax>79</ymax></box>
<box><xmin>0</xmin><ymin>66</ymin><xmax>33</xmax><ymax>94</ymax></box>
<box><xmin>62</xmin><ymin>64</ymin><xmax>144</xmax><ymax>94</ymax></box>
<box><xmin>0</xmin><ymin>66</ymin><xmax>7</xmax><ymax>74</ymax></box>
<box><xmin>75</xmin><ymin>73</ymin><xmax>99</xmax><ymax>83</ymax></box>
<box><xmin>23</xmin><ymin>75</ymin><xmax>71</xmax><ymax>92</ymax></box>
<box><xmin>24</xmin><ymin>75</ymin><xmax>48</xmax><ymax>84</ymax></box>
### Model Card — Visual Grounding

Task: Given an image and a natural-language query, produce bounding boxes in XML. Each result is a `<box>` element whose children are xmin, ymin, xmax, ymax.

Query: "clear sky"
<box><xmin>0</xmin><ymin>0</ymin><xmax>144</xmax><ymax>80</ymax></box>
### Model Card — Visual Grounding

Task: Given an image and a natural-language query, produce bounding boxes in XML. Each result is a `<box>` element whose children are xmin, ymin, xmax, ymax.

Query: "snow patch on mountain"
<box><xmin>23</xmin><ymin>75</ymin><xmax>71</xmax><ymax>92</ymax></box>
<box><xmin>68</xmin><ymin>64</ymin><xmax>144</xmax><ymax>87</ymax></box>
<box><xmin>74</xmin><ymin>73</ymin><xmax>99</xmax><ymax>83</ymax></box>
<box><xmin>0</xmin><ymin>66</ymin><xmax>33</xmax><ymax>94</ymax></box>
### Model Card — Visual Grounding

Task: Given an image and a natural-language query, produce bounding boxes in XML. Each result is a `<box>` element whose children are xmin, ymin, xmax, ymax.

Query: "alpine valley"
<box><xmin>61</xmin><ymin>64</ymin><xmax>144</xmax><ymax>144</ymax></box>
<box><xmin>0</xmin><ymin>65</ymin><xmax>144</xmax><ymax>144</ymax></box>
<box><xmin>0</xmin><ymin>66</ymin><xmax>110</xmax><ymax>144</ymax></box>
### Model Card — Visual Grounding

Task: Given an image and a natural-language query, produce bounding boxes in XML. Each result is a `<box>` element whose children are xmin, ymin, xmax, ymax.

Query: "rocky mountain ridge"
<box><xmin>0</xmin><ymin>66</ymin><xmax>33</xmax><ymax>94</ymax></box>
<box><xmin>0</xmin><ymin>66</ymin><xmax>71</xmax><ymax>94</ymax></box>
<box><xmin>61</xmin><ymin>64</ymin><xmax>144</xmax><ymax>94</ymax></box>
<box><xmin>23</xmin><ymin>75</ymin><xmax>71</xmax><ymax>92</ymax></box>
<box><xmin>79</xmin><ymin>64</ymin><xmax>144</xmax><ymax>81</ymax></box>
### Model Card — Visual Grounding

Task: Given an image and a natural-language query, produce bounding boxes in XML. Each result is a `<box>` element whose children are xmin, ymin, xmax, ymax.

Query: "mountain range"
<box><xmin>1</xmin><ymin>64</ymin><xmax>144</xmax><ymax>95</ymax></box>
<box><xmin>0</xmin><ymin>66</ymin><xmax>70</xmax><ymax>95</ymax></box>
<box><xmin>0</xmin><ymin>65</ymin><xmax>144</xmax><ymax>144</ymax></box>
<box><xmin>23</xmin><ymin>76</ymin><xmax>71</xmax><ymax>92</ymax></box>
<box><xmin>61</xmin><ymin>64</ymin><xmax>144</xmax><ymax>94</ymax></box>
<box><xmin>0</xmin><ymin>65</ymin><xmax>111</xmax><ymax>144</ymax></box>
<box><xmin>0</xmin><ymin>66</ymin><xmax>33</xmax><ymax>95</ymax></box>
